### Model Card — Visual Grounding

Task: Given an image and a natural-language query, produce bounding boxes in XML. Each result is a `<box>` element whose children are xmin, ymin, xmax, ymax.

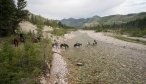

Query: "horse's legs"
<box><xmin>14</xmin><ymin>39</ymin><xmax>19</xmax><ymax>47</ymax></box>
<box><xmin>60</xmin><ymin>45</ymin><xmax>62</xmax><ymax>49</ymax></box>
<box><xmin>16</xmin><ymin>41</ymin><xmax>19</xmax><ymax>47</ymax></box>
<box><xmin>14</xmin><ymin>42</ymin><xmax>17</xmax><ymax>47</ymax></box>
<box><xmin>55</xmin><ymin>44</ymin><xmax>57</xmax><ymax>49</ymax></box>
<box><xmin>52</xmin><ymin>44</ymin><xmax>54</xmax><ymax>48</ymax></box>
<box><xmin>15</xmin><ymin>41</ymin><xmax>19</xmax><ymax>47</ymax></box>
<box><xmin>65</xmin><ymin>45</ymin><xmax>68</xmax><ymax>49</ymax></box>
<box><xmin>64</xmin><ymin>44</ymin><xmax>66</xmax><ymax>49</ymax></box>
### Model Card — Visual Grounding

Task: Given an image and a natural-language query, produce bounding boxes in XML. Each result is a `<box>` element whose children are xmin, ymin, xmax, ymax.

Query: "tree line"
<box><xmin>27</xmin><ymin>13</ymin><xmax>74</xmax><ymax>29</ymax></box>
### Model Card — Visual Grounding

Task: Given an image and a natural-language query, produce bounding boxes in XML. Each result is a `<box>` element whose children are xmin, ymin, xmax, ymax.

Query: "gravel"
<box><xmin>63</xmin><ymin>31</ymin><xmax>146</xmax><ymax>84</ymax></box>
<box><xmin>80</xmin><ymin>30</ymin><xmax>146</xmax><ymax>53</ymax></box>
<box><xmin>48</xmin><ymin>32</ymin><xmax>76</xmax><ymax>84</ymax></box>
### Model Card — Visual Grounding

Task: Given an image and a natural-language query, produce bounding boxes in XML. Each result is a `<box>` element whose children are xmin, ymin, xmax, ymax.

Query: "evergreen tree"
<box><xmin>0</xmin><ymin>0</ymin><xmax>16</xmax><ymax>36</ymax></box>
<box><xmin>0</xmin><ymin>0</ymin><xmax>28</xmax><ymax>36</ymax></box>
<box><xmin>12</xmin><ymin>0</ymin><xmax>28</xmax><ymax>34</ymax></box>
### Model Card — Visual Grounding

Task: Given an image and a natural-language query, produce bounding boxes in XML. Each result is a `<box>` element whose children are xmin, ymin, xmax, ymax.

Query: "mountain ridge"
<box><xmin>61</xmin><ymin>12</ymin><xmax>146</xmax><ymax>28</ymax></box>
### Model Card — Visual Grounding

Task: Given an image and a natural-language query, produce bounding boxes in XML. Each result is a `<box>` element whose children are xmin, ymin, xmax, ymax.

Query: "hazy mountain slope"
<box><xmin>101</xmin><ymin>12</ymin><xmax>146</xmax><ymax>25</ymax></box>
<box><xmin>61</xmin><ymin>12</ymin><xmax>146</xmax><ymax>28</ymax></box>
<box><xmin>61</xmin><ymin>18</ymin><xmax>87</xmax><ymax>28</ymax></box>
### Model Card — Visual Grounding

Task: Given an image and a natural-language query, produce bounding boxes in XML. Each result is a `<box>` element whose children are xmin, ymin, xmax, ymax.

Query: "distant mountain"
<box><xmin>60</xmin><ymin>12</ymin><xmax>146</xmax><ymax>28</ymax></box>
<box><xmin>61</xmin><ymin>18</ymin><xmax>87</xmax><ymax>28</ymax></box>
<box><xmin>61</xmin><ymin>16</ymin><xmax>101</xmax><ymax>28</ymax></box>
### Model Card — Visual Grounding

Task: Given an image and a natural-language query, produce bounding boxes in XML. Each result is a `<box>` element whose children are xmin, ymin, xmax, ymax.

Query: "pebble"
<box><xmin>76</xmin><ymin>63</ymin><xmax>84</xmax><ymax>66</ymax></box>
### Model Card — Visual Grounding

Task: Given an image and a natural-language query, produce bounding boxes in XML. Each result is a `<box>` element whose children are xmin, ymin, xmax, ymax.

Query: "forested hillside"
<box><xmin>61</xmin><ymin>12</ymin><xmax>146</xmax><ymax>28</ymax></box>
<box><xmin>61</xmin><ymin>12</ymin><xmax>146</xmax><ymax>37</ymax></box>
<box><xmin>27</xmin><ymin>13</ymin><xmax>64</xmax><ymax>28</ymax></box>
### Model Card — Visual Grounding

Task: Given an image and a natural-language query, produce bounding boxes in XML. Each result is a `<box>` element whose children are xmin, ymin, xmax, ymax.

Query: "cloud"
<box><xmin>103</xmin><ymin>0</ymin><xmax>146</xmax><ymax>16</ymax></box>
<box><xmin>26</xmin><ymin>0</ymin><xmax>146</xmax><ymax>19</ymax></box>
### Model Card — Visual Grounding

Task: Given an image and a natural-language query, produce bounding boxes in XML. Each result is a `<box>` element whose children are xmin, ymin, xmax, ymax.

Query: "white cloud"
<box><xmin>103</xmin><ymin>0</ymin><xmax>146</xmax><ymax>16</ymax></box>
<box><xmin>26</xmin><ymin>0</ymin><xmax>146</xmax><ymax>19</ymax></box>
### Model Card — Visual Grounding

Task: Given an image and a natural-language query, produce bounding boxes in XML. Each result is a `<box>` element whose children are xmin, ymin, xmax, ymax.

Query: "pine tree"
<box><xmin>12</xmin><ymin>0</ymin><xmax>28</xmax><ymax>34</ymax></box>
<box><xmin>0</xmin><ymin>0</ymin><xmax>28</xmax><ymax>36</ymax></box>
<box><xmin>0</xmin><ymin>0</ymin><xmax>16</xmax><ymax>36</ymax></box>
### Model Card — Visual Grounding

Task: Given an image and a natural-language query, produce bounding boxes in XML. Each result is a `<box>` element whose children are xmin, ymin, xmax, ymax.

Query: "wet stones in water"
<box><xmin>76</xmin><ymin>63</ymin><xmax>84</xmax><ymax>66</ymax></box>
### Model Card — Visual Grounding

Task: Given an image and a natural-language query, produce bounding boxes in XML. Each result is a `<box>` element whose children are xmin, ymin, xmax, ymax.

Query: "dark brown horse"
<box><xmin>13</xmin><ymin>36</ymin><xmax>19</xmax><ymax>47</ymax></box>
<box><xmin>74</xmin><ymin>43</ymin><xmax>82</xmax><ymax>48</ymax></box>
<box><xmin>60</xmin><ymin>43</ymin><xmax>69</xmax><ymax>49</ymax></box>
<box><xmin>93</xmin><ymin>40</ymin><xmax>97</xmax><ymax>45</ymax></box>
<box><xmin>52</xmin><ymin>42</ymin><xmax>59</xmax><ymax>48</ymax></box>
<box><xmin>32</xmin><ymin>36</ymin><xmax>41</xmax><ymax>43</ymax></box>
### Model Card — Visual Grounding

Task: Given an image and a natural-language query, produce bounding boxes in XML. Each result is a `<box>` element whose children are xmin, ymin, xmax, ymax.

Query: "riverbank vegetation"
<box><xmin>84</xmin><ymin>16</ymin><xmax>146</xmax><ymax>37</ymax></box>
<box><xmin>0</xmin><ymin>34</ymin><xmax>52</xmax><ymax>84</ymax></box>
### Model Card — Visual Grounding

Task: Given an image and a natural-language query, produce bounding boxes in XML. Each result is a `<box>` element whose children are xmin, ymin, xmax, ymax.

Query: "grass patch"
<box><xmin>51</xmin><ymin>28</ymin><xmax>67</xmax><ymax>36</ymax></box>
<box><xmin>119</xmin><ymin>28</ymin><xmax>146</xmax><ymax>37</ymax></box>
<box><xmin>113</xmin><ymin>36</ymin><xmax>146</xmax><ymax>45</ymax></box>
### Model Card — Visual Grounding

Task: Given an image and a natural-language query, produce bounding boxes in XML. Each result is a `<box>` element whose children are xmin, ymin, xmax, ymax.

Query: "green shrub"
<box><xmin>0</xmin><ymin>37</ymin><xmax>52</xmax><ymax>84</ymax></box>
<box><xmin>52</xmin><ymin>28</ymin><xmax>67</xmax><ymax>36</ymax></box>
<box><xmin>96</xmin><ymin>28</ymin><xmax>103</xmax><ymax>32</ymax></box>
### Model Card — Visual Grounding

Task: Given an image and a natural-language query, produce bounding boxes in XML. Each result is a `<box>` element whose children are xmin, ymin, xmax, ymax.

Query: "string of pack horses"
<box><xmin>52</xmin><ymin>39</ymin><xmax>97</xmax><ymax>49</ymax></box>
<box><xmin>13</xmin><ymin>33</ymin><xmax>97</xmax><ymax>48</ymax></box>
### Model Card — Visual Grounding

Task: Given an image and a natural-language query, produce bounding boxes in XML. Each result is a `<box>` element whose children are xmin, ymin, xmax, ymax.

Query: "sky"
<box><xmin>26</xmin><ymin>0</ymin><xmax>146</xmax><ymax>20</ymax></box>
